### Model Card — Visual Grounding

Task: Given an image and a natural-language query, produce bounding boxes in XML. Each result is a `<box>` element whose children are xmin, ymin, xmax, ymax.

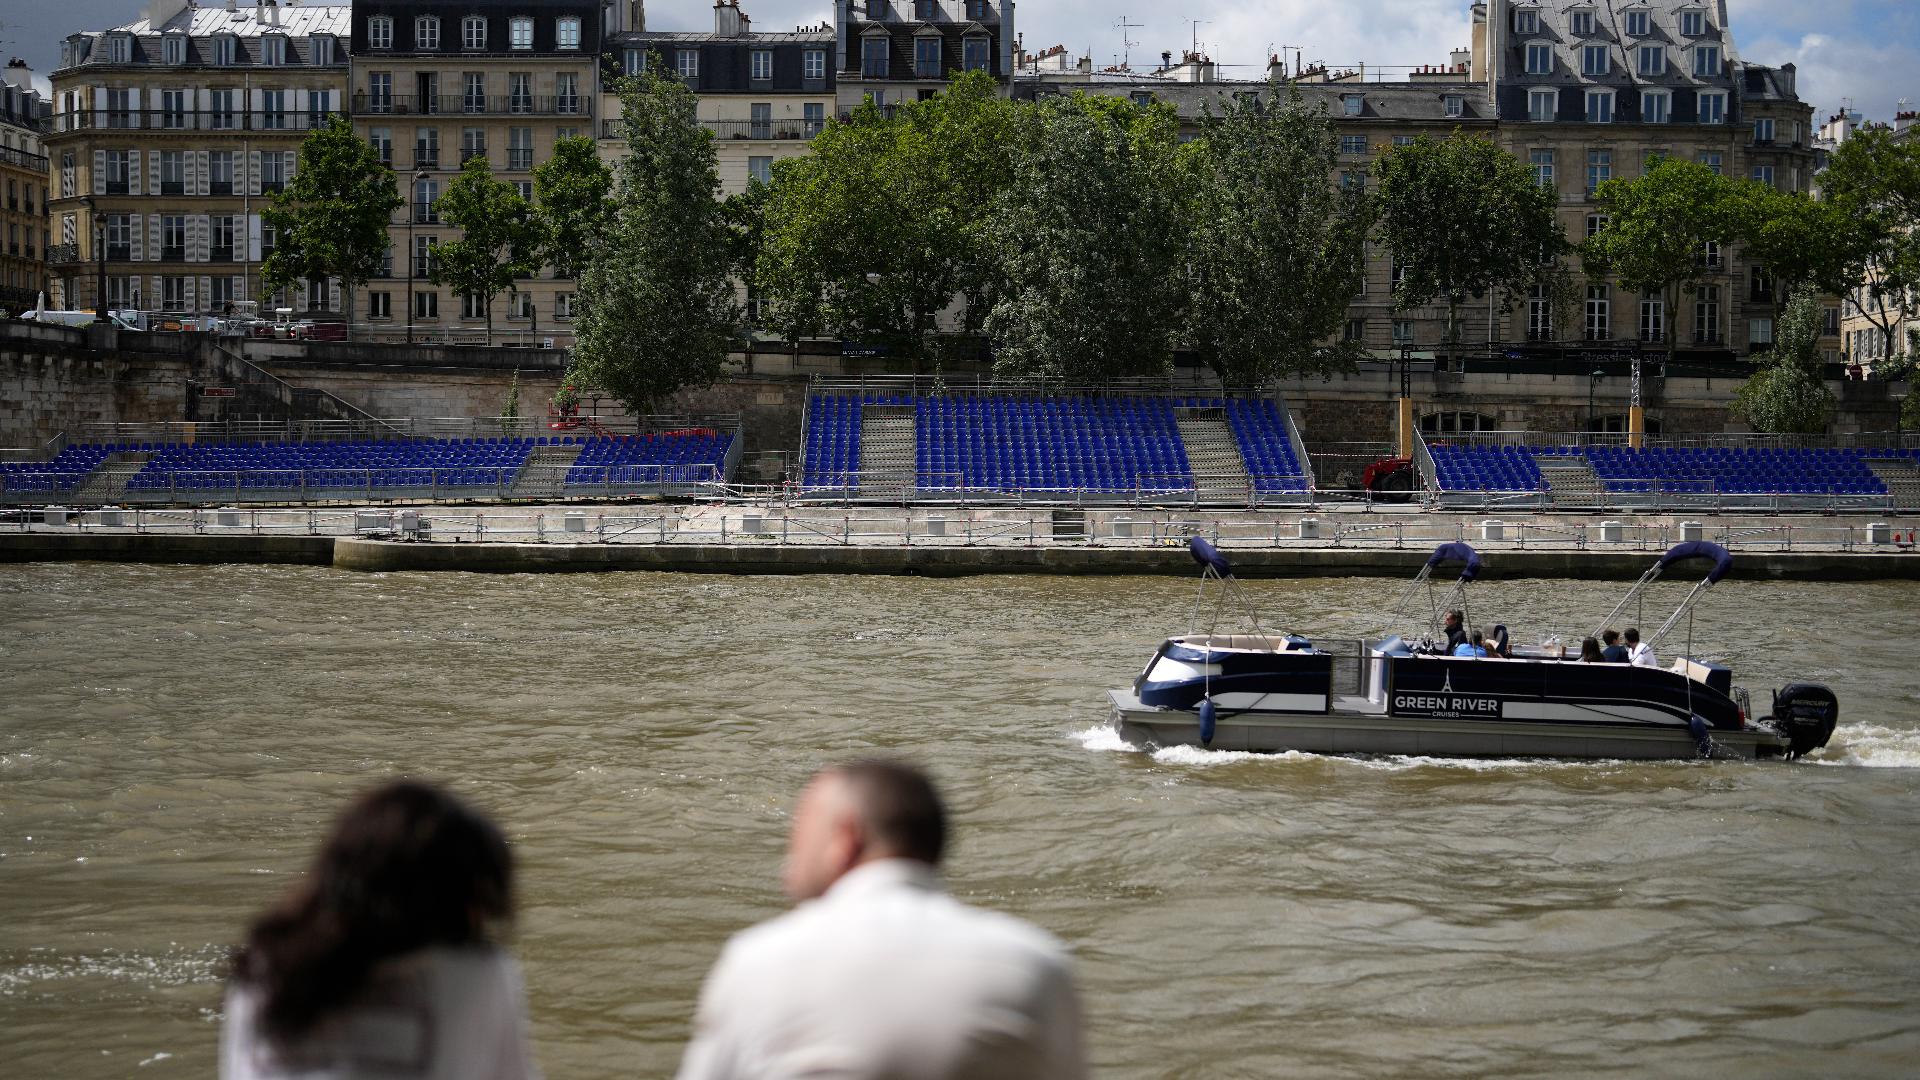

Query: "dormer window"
<box><xmin>1636</xmin><ymin>45</ymin><xmax>1665</xmax><ymax>76</ymax></box>
<box><xmin>1679</xmin><ymin>8</ymin><xmax>1707</xmax><ymax>37</ymax></box>
<box><xmin>1342</xmin><ymin>93</ymin><xmax>1364</xmax><ymax>116</ymax></box>
<box><xmin>416</xmin><ymin>16</ymin><xmax>441</xmax><ymax>51</ymax></box>
<box><xmin>1586</xmin><ymin>88</ymin><xmax>1614</xmax><ymax>123</ymax></box>
<box><xmin>369</xmin><ymin>16</ymin><xmax>393</xmax><ymax>50</ymax></box>
<box><xmin>1570</xmin><ymin>9</ymin><xmax>1595</xmax><ymax>36</ymax></box>
<box><xmin>1697</xmin><ymin>90</ymin><xmax>1726</xmax><ymax>124</ymax></box>
<box><xmin>1525</xmin><ymin>42</ymin><xmax>1553</xmax><ymax>75</ymax></box>
<box><xmin>677</xmin><ymin>49</ymin><xmax>699</xmax><ymax>79</ymax></box>
<box><xmin>624</xmin><ymin>48</ymin><xmax>645</xmax><ymax>75</ymax></box>
<box><xmin>1444</xmin><ymin>93</ymin><xmax>1464</xmax><ymax>118</ymax></box>
<box><xmin>1528</xmin><ymin>87</ymin><xmax>1558</xmax><ymax>122</ymax></box>
<box><xmin>968</xmin><ymin>0</ymin><xmax>989</xmax><ymax>18</ymax></box>
<box><xmin>262</xmin><ymin>33</ymin><xmax>287</xmax><ymax>66</ymax></box>
<box><xmin>963</xmin><ymin>33</ymin><xmax>990</xmax><ymax>72</ymax></box>
<box><xmin>103</xmin><ymin>33</ymin><xmax>132</xmax><ymax>64</ymax></box>
<box><xmin>162</xmin><ymin>33</ymin><xmax>186</xmax><ymax>65</ymax></box>
<box><xmin>213</xmin><ymin>34</ymin><xmax>237</xmax><ymax>66</ymax></box>
<box><xmin>1692</xmin><ymin>44</ymin><xmax>1721</xmax><ymax>77</ymax></box>
<box><xmin>312</xmin><ymin>34</ymin><xmax>336</xmax><ymax>65</ymax></box>
<box><xmin>1625</xmin><ymin>9</ymin><xmax>1650</xmax><ymax>38</ymax></box>
<box><xmin>1513</xmin><ymin>7</ymin><xmax>1540</xmax><ymax>35</ymax></box>
<box><xmin>914</xmin><ymin>34</ymin><xmax>941</xmax><ymax>78</ymax></box>
<box><xmin>1641</xmin><ymin>89</ymin><xmax>1671</xmax><ymax>124</ymax></box>
<box><xmin>462</xmin><ymin>16</ymin><xmax>486</xmax><ymax>50</ymax></box>
<box><xmin>556</xmin><ymin>16</ymin><xmax>581</xmax><ymax>49</ymax></box>
<box><xmin>1131</xmin><ymin>91</ymin><xmax>1154</xmax><ymax>107</ymax></box>
<box><xmin>510</xmin><ymin>17</ymin><xmax>533</xmax><ymax>49</ymax></box>
<box><xmin>1582</xmin><ymin>44</ymin><xmax>1609</xmax><ymax>75</ymax></box>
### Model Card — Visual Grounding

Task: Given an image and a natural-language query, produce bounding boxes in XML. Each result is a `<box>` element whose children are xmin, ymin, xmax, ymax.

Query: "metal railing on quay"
<box><xmin>74</xmin><ymin>414</ymin><xmax>740</xmax><ymax>446</ymax></box>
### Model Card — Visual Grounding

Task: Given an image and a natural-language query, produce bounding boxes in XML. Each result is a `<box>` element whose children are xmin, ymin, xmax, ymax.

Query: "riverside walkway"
<box><xmin>4</xmin><ymin>504</ymin><xmax>1919</xmax><ymax>579</ymax></box>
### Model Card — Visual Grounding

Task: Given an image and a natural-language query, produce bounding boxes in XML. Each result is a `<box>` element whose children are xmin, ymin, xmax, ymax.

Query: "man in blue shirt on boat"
<box><xmin>1453</xmin><ymin>629</ymin><xmax>1490</xmax><ymax>657</ymax></box>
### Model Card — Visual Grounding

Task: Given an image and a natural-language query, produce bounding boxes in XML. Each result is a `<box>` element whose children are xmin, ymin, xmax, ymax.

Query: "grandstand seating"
<box><xmin>801</xmin><ymin>393</ymin><xmax>1309</xmax><ymax>498</ymax></box>
<box><xmin>0</xmin><ymin>444</ymin><xmax>120</xmax><ymax>493</ymax></box>
<box><xmin>0</xmin><ymin>434</ymin><xmax>732</xmax><ymax>500</ymax></box>
<box><xmin>1428</xmin><ymin>443</ymin><xmax>1916</xmax><ymax>499</ymax></box>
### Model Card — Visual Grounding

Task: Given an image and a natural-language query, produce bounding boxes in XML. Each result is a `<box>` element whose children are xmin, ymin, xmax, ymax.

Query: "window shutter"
<box><xmin>146</xmin><ymin>276</ymin><xmax>160</xmax><ymax>311</ymax></box>
<box><xmin>92</xmin><ymin>150</ymin><xmax>105</xmax><ymax>195</ymax></box>
<box><xmin>148</xmin><ymin>215</ymin><xmax>161</xmax><ymax>263</ymax></box>
<box><xmin>191</xmin><ymin>214</ymin><xmax>208</xmax><ymax>261</ymax></box>
<box><xmin>232</xmin><ymin>275</ymin><xmax>246</xmax><ymax>304</ymax></box>
<box><xmin>284</xmin><ymin>150</ymin><xmax>298</xmax><ymax>180</ymax></box>
<box><xmin>128</xmin><ymin>151</ymin><xmax>142</xmax><ymax>193</ymax></box>
<box><xmin>248</xmin><ymin>150</ymin><xmax>262</xmax><ymax>195</ymax></box>
<box><xmin>251</xmin><ymin>87</ymin><xmax>264</xmax><ymax>127</ymax></box>
<box><xmin>130</xmin><ymin>215</ymin><xmax>145</xmax><ymax>261</ymax></box>
<box><xmin>186</xmin><ymin>151</ymin><xmax>201</xmax><ymax>195</ymax></box>
<box><xmin>184</xmin><ymin>275</ymin><xmax>197</xmax><ymax>313</ymax></box>
<box><xmin>329</xmin><ymin>278</ymin><xmax>341</xmax><ymax>311</ymax></box>
<box><xmin>247</xmin><ymin>214</ymin><xmax>261</xmax><ymax>262</ymax></box>
<box><xmin>147</xmin><ymin>150</ymin><xmax>160</xmax><ymax>195</ymax></box>
<box><xmin>294</xmin><ymin>279</ymin><xmax>309</xmax><ymax>309</ymax></box>
<box><xmin>92</xmin><ymin>87</ymin><xmax>106</xmax><ymax>112</ymax></box>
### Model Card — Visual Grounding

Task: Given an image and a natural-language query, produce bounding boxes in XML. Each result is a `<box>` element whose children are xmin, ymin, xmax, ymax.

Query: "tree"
<box><xmin>983</xmin><ymin>94</ymin><xmax>1185</xmax><ymax>381</ymax></box>
<box><xmin>758</xmin><ymin>72</ymin><xmax>1017</xmax><ymax>369</ymax></box>
<box><xmin>570</xmin><ymin>66</ymin><xmax>738</xmax><ymax>411</ymax></box>
<box><xmin>1728</xmin><ymin>182</ymin><xmax>1866</xmax><ymax>313</ymax></box>
<box><xmin>1733</xmin><ymin>290</ymin><xmax>1834</xmax><ymax>434</ymax></box>
<box><xmin>532</xmin><ymin>135</ymin><xmax>614</xmax><ymax>282</ymax></box>
<box><xmin>1582</xmin><ymin>157</ymin><xmax>1741</xmax><ymax>362</ymax></box>
<box><xmin>1179</xmin><ymin>84</ymin><xmax>1372</xmax><ymax>386</ymax></box>
<box><xmin>428</xmin><ymin>156</ymin><xmax>540</xmax><ymax>343</ymax></box>
<box><xmin>1374</xmin><ymin>133</ymin><xmax>1567</xmax><ymax>361</ymax></box>
<box><xmin>1820</xmin><ymin>127</ymin><xmax>1920</xmax><ymax>364</ymax></box>
<box><xmin>260</xmin><ymin>114</ymin><xmax>402</xmax><ymax>339</ymax></box>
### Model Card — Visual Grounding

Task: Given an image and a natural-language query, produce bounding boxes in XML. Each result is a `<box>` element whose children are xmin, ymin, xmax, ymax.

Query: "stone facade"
<box><xmin>0</xmin><ymin>61</ymin><xmax>52</xmax><ymax>315</ymax></box>
<box><xmin>45</xmin><ymin>2</ymin><xmax>354</xmax><ymax>319</ymax></box>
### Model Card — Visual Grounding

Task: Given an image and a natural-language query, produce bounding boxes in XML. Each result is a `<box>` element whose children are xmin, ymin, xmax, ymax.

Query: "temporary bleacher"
<box><xmin>1</xmin><ymin>432</ymin><xmax>734</xmax><ymax>505</ymax></box>
<box><xmin>1428</xmin><ymin>442</ymin><xmax>1920</xmax><ymax>507</ymax></box>
<box><xmin>800</xmin><ymin>391</ymin><xmax>1311</xmax><ymax>503</ymax></box>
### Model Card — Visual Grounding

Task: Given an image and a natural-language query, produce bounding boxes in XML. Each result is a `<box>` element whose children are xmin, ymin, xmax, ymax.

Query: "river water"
<box><xmin>3</xmin><ymin>564</ymin><xmax>1918</xmax><ymax>1077</ymax></box>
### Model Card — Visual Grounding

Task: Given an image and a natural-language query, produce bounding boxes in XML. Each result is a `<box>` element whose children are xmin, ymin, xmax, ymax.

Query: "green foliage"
<box><xmin>1179</xmin><ymin>83</ymin><xmax>1372</xmax><ymax>386</ymax></box>
<box><xmin>1733</xmin><ymin>291</ymin><xmax>1834</xmax><ymax>434</ymax></box>
<box><xmin>757</xmin><ymin>72</ymin><xmax>1017</xmax><ymax>366</ymax></box>
<box><xmin>260</xmin><ymin>115</ymin><xmax>402</xmax><ymax>337</ymax></box>
<box><xmin>1583</xmin><ymin>158</ymin><xmax>1741</xmax><ymax>357</ymax></box>
<box><xmin>426</xmin><ymin>157</ymin><xmax>541</xmax><ymax>340</ymax></box>
<box><xmin>532</xmin><ymin>135</ymin><xmax>614</xmax><ymax>282</ymax></box>
<box><xmin>570</xmin><ymin>66</ymin><xmax>738</xmax><ymax>411</ymax></box>
<box><xmin>1373</xmin><ymin>133</ymin><xmax>1567</xmax><ymax>355</ymax></box>
<box><xmin>983</xmin><ymin>94</ymin><xmax>1185</xmax><ymax>380</ymax></box>
<box><xmin>1728</xmin><ymin>182</ymin><xmax>1866</xmax><ymax>305</ymax></box>
<box><xmin>1820</xmin><ymin>127</ymin><xmax>1920</xmax><ymax>354</ymax></box>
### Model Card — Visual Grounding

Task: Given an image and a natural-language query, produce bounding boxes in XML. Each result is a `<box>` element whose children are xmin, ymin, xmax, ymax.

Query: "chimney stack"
<box><xmin>714</xmin><ymin>0</ymin><xmax>744</xmax><ymax>38</ymax></box>
<box><xmin>3</xmin><ymin>58</ymin><xmax>32</xmax><ymax>93</ymax></box>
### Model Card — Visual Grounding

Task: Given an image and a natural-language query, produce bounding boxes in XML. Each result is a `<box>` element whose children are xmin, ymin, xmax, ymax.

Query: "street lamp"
<box><xmin>82</xmin><ymin>194</ymin><xmax>108</xmax><ymax>324</ymax></box>
<box><xmin>1588</xmin><ymin>368</ymin><xmax>1605</xmax><ymax>440</ymax></box>
<box><xmin>405</xmin><ymin>168</ymin><xmax>428</xmax><ymax>344</ymax></box>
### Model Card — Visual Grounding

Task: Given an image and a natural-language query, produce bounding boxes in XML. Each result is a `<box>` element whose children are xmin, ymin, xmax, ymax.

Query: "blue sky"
<box><xmin>4</xmin><ymin>1</ymin><xmax>1915</xmax><ymax>122</ymax></box>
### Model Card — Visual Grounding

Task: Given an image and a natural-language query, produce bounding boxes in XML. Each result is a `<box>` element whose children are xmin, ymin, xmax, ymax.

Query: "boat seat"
<box><xmin>1670</xmin><ymin>658</ymin><xmax>1733</xmax><ymax>695</ymax></box>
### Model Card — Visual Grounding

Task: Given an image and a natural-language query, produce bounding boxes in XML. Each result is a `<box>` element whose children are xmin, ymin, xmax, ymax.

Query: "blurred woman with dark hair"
<box><xmin>220</xmin><ymin>780</ymin><xmax>537</xmax><ymax>1079</ymax></box>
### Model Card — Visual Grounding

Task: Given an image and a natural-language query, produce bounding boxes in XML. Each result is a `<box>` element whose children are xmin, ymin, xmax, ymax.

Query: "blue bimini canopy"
<box><xmin>1189</xmin><ymin>536</ymin><xmax>1232</xmax><ymax>578</ymax></box>
<box><xmin>1659</xmin><ymin>540</ymin><xmax>1734</xmax><ymax>585</ymax></box>
<box><xmin>1425</xmin><ymin>542</ymin><xmax>1482</xmax><ymax>583</ymax></box>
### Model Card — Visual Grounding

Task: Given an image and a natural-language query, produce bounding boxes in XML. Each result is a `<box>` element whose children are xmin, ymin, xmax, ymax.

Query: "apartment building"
<box><xmin>0</xmin><ymin>60</ymin><xmax>53</xmax><ymax>314</ymax></box>
<box><xmin>601</xmin><ymin>1</ymin><xmax>835</xmax><ymax>195</ymax></box>
<box><xmin>45</xmin><ymin>1</ymin><xmax>352</xmax><ymax>319</ymax></box>
<box><xmin>349</xmin><ymin>0</ymin><xmax>599</xmax><ymax>341</ymax></box>
<box><xmin>1475</xmin><ymin>0</ymin><xmax>1818</xmax><ymax>357</ymax></box>
<box><xmin>834</xmin><ymin>0</ymin><xmax>1015</xmax><ymax>112</ymax></box>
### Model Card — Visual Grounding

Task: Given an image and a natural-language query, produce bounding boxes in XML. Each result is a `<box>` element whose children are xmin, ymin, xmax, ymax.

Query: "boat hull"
<box><xmin>1107</xmin><ymin>690</ymin><xmax>1790</xmax><ymax>761</ymax></box>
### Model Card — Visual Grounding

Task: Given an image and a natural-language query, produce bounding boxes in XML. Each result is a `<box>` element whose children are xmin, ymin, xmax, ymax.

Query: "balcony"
<box><xmin>160</xmin><ymin>246</ymin><xmax>187</xmax><ymax>263</ymax></box>
<box><xmin>414</xmin><ymin>151</ymin><xmax>441</xmax><ymax>169</ymax></box>
<box><xmin>46</xmin><ymin>243</ymin><xmax>80</xmax><ymax>265</ymax></box>
<box><xmin>0</xmin><ymin>145</ymin><xmax>47</xmax><ymax>171</ymax></box>
<box><xmin>51</xmin><ymin>109</ymin><xmax>346</xmax><ymax>133</ymax></box>
<box><xmin>209</xmin><ymin>247</ymin><xmax>238</xmax><ymax>263</ymax></box>
<box><xmin>602</xmin><ymin>117</ymin><xmax>823</xmax><ymax>141</ymax></box>
<box><xmin>106</xmin><ymin>245</ymin><xmax>131</xmax><ymax>262</ymax></box>
<box><xmin>352</xmin><ymin>94</ymin><xmax>591</xmax><ymax>118</ymax></box>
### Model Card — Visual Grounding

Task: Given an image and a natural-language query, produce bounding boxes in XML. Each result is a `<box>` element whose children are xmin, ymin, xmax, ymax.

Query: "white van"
<box><xmin>20</xmin><ymin>309</ymin><xmax>139</xmax><ymax>330</ymax></box>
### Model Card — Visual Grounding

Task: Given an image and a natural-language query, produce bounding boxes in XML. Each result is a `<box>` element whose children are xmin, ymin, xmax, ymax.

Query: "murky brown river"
<box><xmin>3</xmin><ymin>564</ymin><xmax>1918</xmax><ymax>1077</ymax></box>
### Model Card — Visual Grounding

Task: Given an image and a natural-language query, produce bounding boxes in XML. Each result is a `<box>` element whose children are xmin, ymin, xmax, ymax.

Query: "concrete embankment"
<box><xmin>6</xmin><ymin>531</ymin><xmax>1920</xmax><ymax>580</ymax></box>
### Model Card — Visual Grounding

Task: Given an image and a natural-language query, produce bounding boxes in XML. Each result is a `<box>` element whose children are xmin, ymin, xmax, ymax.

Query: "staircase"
<box><xmin>858</xmin><ymin>405</ymin><xmax>916</xmax><ymax>500</ymax></box>
<box><xmin>508</xmin><ymin>445</ymin><xmax>583</xmax><ymax>500</ymax></box>
<box><xmin>1865</xmin><ymin>458</ymin><xmax>1920</xmax><ymax>510</ymax></box>
<box><xmin>73</xmin><ymin>452</ymin><xmax>152</xmax><ymax>504</ymax></box>
<box><xmin>1175</xmin><ymin>409</ymin><xmax>1251</xmax><ymax>504</ymax></box>
<box><xmin>1535</xmin><ymin>455</ymin><xmax>1605</xmax><ymax>506</ymax></box>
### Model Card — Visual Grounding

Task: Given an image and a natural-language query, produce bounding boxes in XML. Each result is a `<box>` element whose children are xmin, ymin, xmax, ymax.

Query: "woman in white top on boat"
<box><xmin>220</xmin><ymin>781</ymin><xmax>538</xmax><ymax>1080</ymax></box>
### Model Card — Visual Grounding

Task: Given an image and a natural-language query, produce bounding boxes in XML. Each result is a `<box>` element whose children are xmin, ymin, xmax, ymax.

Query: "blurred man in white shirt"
<box><xmin>677</xmin><ymin>760</ymin><xmax>1086</xmax><ymax>1080</ymax></box>
<box><xmin>1625</xmin><ymin>626</ymin><xmax>1659</xmax><ymax>668</ymax></box>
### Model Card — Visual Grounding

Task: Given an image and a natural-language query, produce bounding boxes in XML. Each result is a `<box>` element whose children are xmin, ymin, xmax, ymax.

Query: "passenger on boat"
<box><xmin>1600</xmin><ymin>630</ymin><xmax>1630</xmax><ymax>663</ymax></box>
<box><xmin>1578</xmin><ymin>637</ymin><xmax>1605</xmax><ymax>662</ymax></box>
<box><xmin>1490</xmin><ymin>625</ymin><xmax>1512</xmax><ymax>658</ymax></box>
<box><xmin>1443</xmin><ymin>610</ymin><xmax>1467</xmax><ymax>653</ymax></box>
<box><xmin>1625</xmin><ymin>627</ymin><xmax>1658</xmax><ymax>668</ymax></box>
<box><xmin>1452</xmin><ymin>629</ymin><xmax>1489</xmax><ymax>658</ymax></box>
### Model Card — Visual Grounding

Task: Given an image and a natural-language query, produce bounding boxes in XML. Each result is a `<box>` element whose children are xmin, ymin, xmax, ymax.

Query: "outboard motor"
<box><xmin>1766</xmin><ymin>684</ymin><xmax>1839</xmax><ymax>760</ymax></box>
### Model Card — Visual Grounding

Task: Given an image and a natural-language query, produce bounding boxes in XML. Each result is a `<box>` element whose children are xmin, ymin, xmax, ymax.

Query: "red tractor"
<box><xmin>1361</xmin><ymin>455</ymin><xmax>1421</xmax><ymax>502</ymax></box>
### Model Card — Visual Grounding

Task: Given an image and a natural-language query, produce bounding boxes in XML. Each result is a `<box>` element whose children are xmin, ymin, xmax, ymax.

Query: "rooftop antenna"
<box><xmin>1189</xmin><ymin>16</ymin><xmax>1208</xmax><ymax>57</ymax></box>
<box><xmin>1114</xmin><ymin>14</ymin><xmax>1142</xmax><ymax>69</ymax></box>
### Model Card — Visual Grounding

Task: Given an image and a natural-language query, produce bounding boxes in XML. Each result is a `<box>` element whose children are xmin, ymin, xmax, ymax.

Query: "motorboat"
<box><xmin>1106</xmin><ymin>538</ymin><xmax>1839</xmax><ymax>761</ymax></box>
